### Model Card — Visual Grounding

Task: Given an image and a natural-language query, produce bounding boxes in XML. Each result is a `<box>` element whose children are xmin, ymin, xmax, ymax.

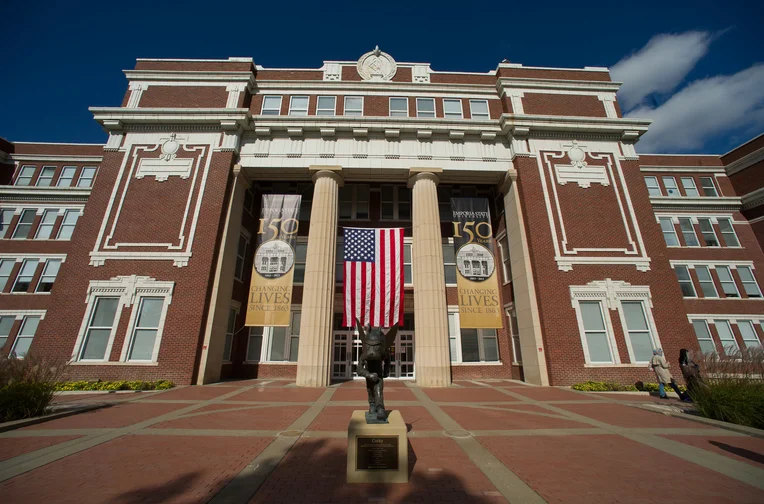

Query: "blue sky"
<box><xmin>1</xmin><ymin>0</ymin><xmax>762</xmax><ymax>154</ymax></box>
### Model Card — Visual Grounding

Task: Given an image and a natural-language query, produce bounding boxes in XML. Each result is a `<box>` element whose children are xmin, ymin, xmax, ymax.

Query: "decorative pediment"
<box><xmin>357</xmin><ymin>46</ymin><xmax>397</xmax><ymax>82</ymax></box>
<box><xmin>135</xmin><ymin>134</ymin><xmax>193</xmax><ymax>181</ymax></box>
<box><xmin>554</xmin><ymin>141</ymin><xmax>609</xmax><ymax>188</ymax></box>
<box><xmin>86</xmin><ymin>275</ymin><xmax>174</xmax><ymax>307</ymax></box>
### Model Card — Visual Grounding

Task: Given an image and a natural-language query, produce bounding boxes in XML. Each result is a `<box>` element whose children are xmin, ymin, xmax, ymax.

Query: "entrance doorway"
<box><xmin>331</xmin><ymin>313</ymin><xmax>415</xmax><ymax>380</ymax></box>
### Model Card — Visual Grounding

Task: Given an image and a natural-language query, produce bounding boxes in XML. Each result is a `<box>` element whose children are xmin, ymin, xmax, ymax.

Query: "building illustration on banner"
<box><xmin>255</xmin><ymin>240</ymin><xmax>294</xmax><ymax>278</ymax></box>
<box><xmin>457</xmin><ymin>243</ymin><xmax>495</xmax><ymax>281</ymax></box>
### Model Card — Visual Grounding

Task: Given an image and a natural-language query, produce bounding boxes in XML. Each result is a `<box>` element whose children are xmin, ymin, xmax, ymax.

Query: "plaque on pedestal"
<box><xmin>347</xmin><ymin>410</ymin><xmax>408</xmax><ymax>483</ymax></box>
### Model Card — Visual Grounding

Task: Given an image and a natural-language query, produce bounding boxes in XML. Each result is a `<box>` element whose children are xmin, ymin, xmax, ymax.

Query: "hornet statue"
<box><xmin>355</xmin><ymin>319</ymin><xmax>398</xmax><ymax>423</ymax></box>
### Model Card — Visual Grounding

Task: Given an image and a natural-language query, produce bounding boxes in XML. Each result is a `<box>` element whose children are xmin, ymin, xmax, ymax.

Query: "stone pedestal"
<box><xmin>347</xmin><ymin>410</ymin><xmax>408</xmax><ymax>484</ymax></box>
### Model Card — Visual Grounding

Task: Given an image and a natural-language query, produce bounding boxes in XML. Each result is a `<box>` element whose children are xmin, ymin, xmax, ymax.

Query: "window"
<box><xmin>380</xmin><ymin>185</ymin><xmax>411</xmax><ymax>220</ymax></box>
<box><xmin>56</xmin><ymin>210</ymin><xmax>79</xmax><ymax>240</ymax></box>
<box><xmin>692</xmin><ymin>320</ymin><xmax>716</xmax><ymax>354</ymax></box>
<box><xmin>678</xmin><ymin>218</ymin><xmax>698</xmax><ymax>246</ymax></box>
<box><xmin>718</xmin><ymin>218</ymin><xmax>739</xmax><ymax>247</ymax></box>
<box><xmin>223</xmin><ymin>307</ymin><xmax>237</xmax><ymax>362</ymax></box>
<box><xmin>293</xmin><ymin>242</ymin><xmax>307</xmax><ymax>283</ymax></box>
<box><xmin>438</xmin><ymin>186</ymin><xmax>453</xmax><ymax>221</ymax></box>
<box><xmin>57</xmin><ymin>166</ymin><xmax>76</xmax><ymax>187</ymax></box>
<box><xmin>416</xmin><ymin>98</ymin><xmax>435</xmax><ymax>118</ymax></box>
<box><xmin>738</xmin><ymin>321</ymin><xmax>761</xmax><ymax>349</ymax></box>
<box><xmin>288</xmin><ymin>312</ymin><xmax>300</xmax><ymax>362</ymax></box>
<box><xmin>695</xmin><ymin>266</ymin><xmax>718</xmax><ymax>298</ymax></box>
<box><xmin>738</xmin><ymin>266</ymin><xmax>762</xmax><ymax>298</ymax></box>
<box><xmin>36</xmin><ymin>166</ymin><xmax>56</xmax><ymax>187</ymax></box>
<box><xmin>446</xmin><ymin>311</ymin><xmax>499</xmax><ymax>363</ymax></box>
<box><xmin>316</xmin><ymin>96</ymin><xmax>336</xmax><ymax>116</ymax></box>
<box><xmin>697</xmin><ymin>218</ymin><xmax>719</xmax><ymax>247</ymax></box>
<box><xmin>644</xmin><ymin>176</ymin><xmax>661</xmax><ymax>197</ymax></box>
<box><xmin>344</xmin><ymin>96</ymin><xmax>363</xmax><ymax>116</ymax></box>
<box><xmin>621</xmin><ymin>301</ymin><xmax>656</xmax><ymax>363</ymax></box>
<box><xmin>10</xmin><ymin>316</ymin><xmax>39</xmax><ymax>358</ymax></box>
<box><xmin>716</xmin><ymin>266</ymin><xmax>739</xmax><ymax>297</ymax></box>
<box><xmin>389</xmin><ymin>97</ymin><xmax>408</xmax><ymax>117</ymax></box>
<box><xmin>235</xmin><ymin>234</ymin><xmax>248</xmax><ymax>281</ymax></box>
<box><xmin>0</xmin><ymin>316</ymin><xmax>14</xmax><ymax>349</ymax></box>
<box><xmin>0</xmin><ymin>259</ymin><xmax>14</xmax><ymax>291</ymax></box>
<box><xmin>338</xmin><ymin>184</ymin><xmax>369</xmax><ymax>219</ymax></box>
<box><xmin>253</xmin><ymin>311</ymin><xmax>301</xmax><ymax>362</ymax></box>
<box><xmin>448</xmin><ymin>312</ymin><xmax>459</xmax><ymax>362</ymax></box>
<box><xmin>288</xmin><ymin>96</ymin><xmax>309</xmax><ymax>116</ymax></box>
<box><xmin>125</xmin><ymin>297</ymin><xmax>164</xmax><ymax>361</ymax></box>
<box><xmin>12</xmin><ymin>209</ymin><xmax>36</xmax><ymax>239</ymax></box>
<box><xmin>443</xmin><ymin>243</ymin><xmax>457</xmax><ymax>285</ymax></box>
<box><xmin>579</xmin><ymin>301</ymin><xmax>614</xmax><ymax>363</ymax></box>
<box><xmin>80</xmin><ymin>297</ymin><xmax>119</xmax><ymax>360</ymax></box>
<box><xmin>443</xmin><ymin>99</ymin><xmax>463</xmax><ymax>119</ymax></box>
<box><xmin>403</xmin><ymin>243</ymin><xmax>412</xmax><ymax>285</ymax></box>
<box><xmin>469</xmin><ymin>100</ymin><xmax>490</xmax><ymax>120</ymax></box>
<box><xmin>662</xmin><ymin>176</ymin><xmax>679</xmax><ymax>197</ymax></box>
<box><xmin>246</xmin><ymin>326</ymin><xmax>263</xmax><ymax>361</ymax></box>
<box><xmin>715</xmin><ymin>320</ymin><xmax>739</xmax><ymax>355</ymax></box>
<box><xmin>77</xmin><ymin>167</ymin><xmax>97</xmax><ymax>188</ymax></box>
<box><xmin>15</xmin><ymin>166</ymin><xmax>35</xmax><ymax>186</ymax></box>
<box><xmin>261</xmin><ymin>95</ymin><xmax>282</xmax><ymax>115</ymax></box>
<box><xmin>507</xmin><ymin>308</ymin><xmax>521</xmax><ymax>363</ymax></box>
<box><xmin>12</xmin><ymin>259</ymin><xmax>38</xmax><ymax>293</ymax></box>
<box><xmin>336</xmin><ymin>242</ymin><xmax>344</xmax><ymax>284</ymax></box>
<box><xmin>681</xmin><ymin>177</ymin><xmax>699</xmax><ymax>197</ymax></box>
<box><xmin>35</xmin><ymin>209</ymin><xmax>58</xmax><ymax>240</ymax></box>
<box><xmin>700</xmin><ymin>177</ymin><xmax>718</xmax><ymax>197</ymax></box>
<box><xmin>674</xmin><ymin>266</ymin><xmax>696</xmax><ymax>297</ymax></box>
<box><xmin>497</xmin><ymin>234</ymin><xmax>511</xmax><ymax>284</ymax></box>
<box><xmin>298</xmin><ymin>183</ymin><xmax>313</xmax><ymax>221</ymax></box>
<box><xmin>0</xmin><ymin>208</ymin><xmax>15</xmax><ymax>237</ymax></box>
<box><xmin>36</xmin><ymin>259</ymin><xmax>61</xmax><ymax>293</ymax></box>
<box><xmin>243</xmin><ymin>187</ymin><xmax>256</xmax><ymax>215</ymax></box>
<box><xmin>659</xmin><ymin>217</ymin><xmax>679</xmax><ymax>246</ymax></box>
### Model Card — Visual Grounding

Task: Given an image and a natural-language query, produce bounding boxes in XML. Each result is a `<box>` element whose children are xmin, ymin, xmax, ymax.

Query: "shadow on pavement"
<box><xmin>709</xmin><ymin>441</ymin><xmax>764</xmax><ymax>465</ymax></box>
<box><xmin>114</xmin><ymin>471</ymin><xmax>202</xmax><ymax>503</ymax></box>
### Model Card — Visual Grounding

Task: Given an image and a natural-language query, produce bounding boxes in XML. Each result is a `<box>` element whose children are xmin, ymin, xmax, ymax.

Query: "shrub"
<box><xmin>54</xmin><ymin>380</ymin><xmax>175</xmax><ymax>392</ymax></box>
<box><xmin>690</xmin><ymin>348</ymin><xmax>764</xmax><ymax>429</ymax></box>
<box><xmin>572</xmin><ymin>381</ymin><xmax>638</xmax><ymax>392</ymax></box>
<box><xmin>0</xmin><ymin>353</ymin><xmax>69</xmax><ymax>422</ymax></box>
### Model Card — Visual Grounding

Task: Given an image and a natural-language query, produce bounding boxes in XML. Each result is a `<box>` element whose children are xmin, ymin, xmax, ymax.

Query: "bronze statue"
<box><xmin>355</xmin><ymin>319</ymin><xmax>398</xmax><ymax>423</ymax></box>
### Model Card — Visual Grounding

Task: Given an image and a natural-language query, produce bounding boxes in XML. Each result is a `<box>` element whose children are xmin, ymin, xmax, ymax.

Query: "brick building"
<box><xmin>1</xmin><ymin>49</ymin><xmax>762</xmax><ymax>387</ymax></box>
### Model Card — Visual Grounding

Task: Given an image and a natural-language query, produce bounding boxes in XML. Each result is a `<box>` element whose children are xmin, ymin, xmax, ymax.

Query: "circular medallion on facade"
<box><xmin>357</xmin><ymin>45</ymin><xmax>397</xmax><ymax>82</ymax></box>
<box><xmin>161</xmin><ymin>133</ymin><xmax>180</xmax><ymax>161</ymax></box>
<box><xmin>254</xmin><ymin>239</ymin><xmax>295</xmax><ymax>279</ymax></box>
<box><xmin>456</xmin><ymin>243</ymin><xmax>495</xmax><ymax>282</ymax></box>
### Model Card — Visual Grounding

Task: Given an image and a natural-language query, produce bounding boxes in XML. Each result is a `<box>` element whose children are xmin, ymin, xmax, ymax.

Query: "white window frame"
<box><xmin>0</xmin><ymin>207</ymin><xmax>15</xmax><ymax>238</ymax></box>
<box><xmin>36</xmin><ymin>259</ymin><xmax>61</xmax><ymax>293</ymax></box>
<box><xmin>293</xmin><ymin>239</ymin><xmax>308</xmax><ymax>285</ymax></box>
<box><xmin>695</xmin><ymin>265</ymin><xmax>718</xmax><ymax>298</ymax></box>
<box><xmin>717</xmin><ymin>217</ymin><xmax>739</xmax><ymax>247</ymax></box>
<box><xmin>497</xmin><ymin>232</ymin><xmax>511</xmax><ymax>285</ymax></box>
<box><xmin>57</xmin><ymin>166</ymin><xmax>76</xmax><ymax>187</ymax></box>
<box><xmin>223</xmin><ymin>304</ymin><xmax>239</xmax><ymax>363</ymax></box>
<box><xmin>714</xmin><ymin>319</ymin><xmax>740</xmax><ymax>355</ymax></box>
<box><xmin>344</xmin><ymin>96</ymin><xmax>363</xmax><ymax>116</ymax></box>
<box><xmin>235</xmin><ymin>232</ymin><xmax>250</xmax><ymax>282</ymax></box>
<box><xmin>261</xmin><ymin>95</ymin><xmax>282</xmax><ymax>115</ymax></box>
<box><xmin>573</xmin><ymin>299</ymin><xmax>619</xmax><ymax>365</ymax></box>
<box><xmin>659</xmin><ymin>217</ymin><xmax>679</xmax><ymax>247</ymax></box>
<box><xmin>446</xmin><ymin>308</ymin><xmax>502</xmax><ymax>364</ymax></box>
<box><xmin>76</xmin><ymin>296</ymin><xmax>123</xmax><ymax>362</ymax></box>
<box><xmin>56</xmin><ymin>209</ymin><xmax>80</xmax><ymax>240</ymax></box>
<box><xmin>662</xmin><ymin>176</ymin><xmax>680</xmax><ymax>197</ymax></box>
<box><xmin>0</xmin><ymin>259</ymin><xmax>15</xmax><ymax>292</ymax></box>
<box><xmin>691</xmin><ymin>319</ymin><xmax>717</xmax><ymax>354</ymax></box>
<box><xmin>120</xmin><ymin>295</ymin><xmax>171</xmax><ymax>363</ymax></box>
<box><xmin>77</xmin><ymin>167</ymin><xmax>97</xmax><ymax>188</ymax></box>
<box><xmin>246</xmin><ymin>308</ymin><xmax>301</xmax><ymax>363</ymax></box>
<box><xmin>288</xmin><ymin>95</ymin><xmax>309</xmax><ymax>116</ymax></box>
<box><xmin>738</xmin><ymin>320</ymin><xmax>762</xmax><ymax>349</ymax></box>
<box><xmin>697</xmin><ymin>218</ymin><xmax>719</xmax><ymax>247</ymax></box>
<box><xmin>443</xmin><ymin>98</ymin><xmax>463</xmax><ymax>119</ymax></box>
<box><xmin>644</xmin><ymin>176</ymin><xmax>661</xmax><ymax>196</ymax></box>
<box><xmin>316</xmin><ymin>96</ymin><xmax>336</xmax><ymax>116</ymax></box>
<box><xmin>680</xmin><ymin>177</ymin><xmax>699</xmax><ymax>197</ymax></box>
<box><xmin>505</xmin><ymin>306</ymin><xmax>521</xmax><ymax>364</ymax></box>
<box><xmin>389</xmin><ymin>97</ymin><xmax>408</xmax><ymax>117</ymax></box>
<box><xmin>616</xmin><ymin>300</ymin><xmax>660</xmax><ymax>364</ymax></box>
<box><xmin>737</xmin><ymin>266</ymin><xmax>762</xmax><ymax>298</ymax></box>
<box><xmin>443</xmin><ymin>239</ymin><xmax>457</xmax><ymax>286</ymax></box>
<box><xmin>379</xmin><ymin>185</ymin><xmax>411</xmax><ymax>221</ymax></box>
<box><xmin>0</xmin><ymin>315</ymin><xmax>14</xmax><ymax>349</ymax></box>
<box><xmin>12</xmin><ymin>209</ymin><xmax>36</xmax><ymax>240</ymax></box>
<box><xmin>416</xmin><ymin>98</ymin><xmax>436</xmax><ymax>118</ymax></box>
<box><xmin>403</xmin><ymin>240</ymin><xmax>413</xmax><ymax>287</ymax></box>
<box><xmin>469</xmin><ymin>99</ymin><xmax>490</xmax><ymax>120</ymax></box>
<box><xmin>674</xmin><ymin>265</ymin><xmax>696</xmax><ymax>298</ymax></box>
<box><xmin>34</xmin><ymin>209</ymin><xmax>59</xmax><ymax>240</ymax></box>
<box><xmin>700</xmin><ymin>176</ymin><xmax>718</xmax><ymax>197</ymax></box>
<box><xmin>36</xmin><ymin>166</ymin><xmax>56</xmax><ymax>187</ymax></box>
<box><xmin>338</xmin><ymin>184</ymin><xmax>370</xmax><ymax>220</ymax></box>
<box><xmin>716</xmin><ymin>265</ymin><xmax>740</xmax><ymax>298</ymax></box>
<box><xmin>10</xmin><ymin>315</ymin><xmax>40</xmax><ymax>358</ymax></box>
<box><xmin>15</xmin><ymin>166</ymin><xmax>36</xmax><ymax>186</ymax></box>
<box><xmin>11</xmin><ymin>259</ymin><xmax>38</xmax><ymax>293</ymax></box>
<box><xmin>677</xmin><ymin>218</ymin><xmax>699</xmax><ymax>247</ymax></box>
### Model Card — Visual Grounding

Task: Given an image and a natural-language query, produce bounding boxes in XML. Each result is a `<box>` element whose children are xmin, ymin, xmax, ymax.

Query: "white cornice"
<box><xmin>0</xmin><ymin>186</ymin><xmax>91</xmax><ymax>203</ymax></box>
<box><xmin>500</xmin><ymin>114</ymin><xmax>650</xmax><ymax>138</ymax></box>
<box><xmin>124</xmin><ymin>70</ymin><xmax>255</xmax><ymax>88</ymax></box>
<box><xmin>89</xmin><ymin>107</ymin><xmax>251</xmax><ymax>132</ymax></box>
<box><xmin>497</xmin><ymin>78</ymin><xmax>621</xmax><ymax>95</ymax></box>
<box><xmin>135</xmin><ymin>57</ymin><xmax>253</xmax><ymax>63</ymax></box>
<box><xmin>249</xmin><ymin>115</ymin><xmax>500</xmax><ymax>135</ymax></box>
<box><xmin>649</xmin><ymin>196</ymin><xmax>742</xmax><ymax>211</ymax></box>
<box><xmin>725</xmin><ymin>145</ymin><xmax>764</xmax><ymax>176</ymax></box>
<box><xmin>10</xmin><ymin>154</ymin><xmax>103</xmax><ymax>163</ymax></box>
<box><xmin>741</xmin><ymin>186</ymin><xmax>764</xmax><ymax>211</ymax></box>
<box><xmin>639</xmin><ymin>166</ymin><xmax>725</xmax><ymax>174</ymax></box>
<box><xmin>253</xmin><ymin>80</ymin><xmax>497</xmax><ymax>96</ymax></box>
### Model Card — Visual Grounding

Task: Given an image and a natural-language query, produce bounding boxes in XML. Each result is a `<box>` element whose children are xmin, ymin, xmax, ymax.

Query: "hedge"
<box><xmin>55</xmin><ymin>380</ymin><xmax>175</xmax><ymax>391</ymax></box>
<box><xmin>572</xmin><ymin>381</ymin><xmax>686</xmax><ymax>392</ymax></box>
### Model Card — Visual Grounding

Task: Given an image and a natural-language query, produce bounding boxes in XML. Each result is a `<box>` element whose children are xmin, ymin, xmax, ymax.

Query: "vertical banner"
<box><xmin>246</xmin><ymin>194</ymin><xmax>301</xmax><ymax>327</ymax></box>
<box><xmin>451</xmin><ymin>198</ymin><xmax>502</xmax><ymax>328</ymax></box>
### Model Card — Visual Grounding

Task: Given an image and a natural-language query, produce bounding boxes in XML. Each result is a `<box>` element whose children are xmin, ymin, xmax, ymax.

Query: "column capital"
<box><xmin>232</xmin><ymin>164</ymin><xmax>253</xmax><ymax>189</ymax></box>
<box><xmin>499</xmin><ymin>168</ymin><xmax>519</xmax><ymax>195</ymax></box>
<box><xmin>310</xmin><ymin>165</ymin><xmax>343</xmax><ymax>186</ymax></box>
<box><xmin>407</xmin><ymin>167</ymin><xmax>442</xmax><ymax>188</ymax></box>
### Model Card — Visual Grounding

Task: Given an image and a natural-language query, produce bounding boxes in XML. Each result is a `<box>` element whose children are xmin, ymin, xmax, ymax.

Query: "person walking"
<box><xmin>678</xmin><ymin>348</ymin><xmax>702</xmax><ymax>399</ymax></box>
<box><xmin>649</xmin><ymin>349</ymin><xmax>690</xmax><ymax>401</ymax></box>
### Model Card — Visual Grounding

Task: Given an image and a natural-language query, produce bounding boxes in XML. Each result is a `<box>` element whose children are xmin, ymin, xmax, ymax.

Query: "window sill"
<box><xmin>248</xmin><ymin>361</ymin><xmax>297</xmax><ymax>365</ymax></box>
<box><xmin>584</xmin><ymin>363</ymin><xmax>649</xmax><ymax>368</ymax></box>
<box><xmin>1</xmin><ymin>292</ymin><xmax>51</xmax><ymax>295</ymax></box>
<box><xmin>70</xmin><ymin>361</ymin><xmax>160</xmax><ymax>366</ymax></box>
<box><xmin>451</xmin><ymin>361</ymin><xmax>503</xmax><ymax>366</ymax></box>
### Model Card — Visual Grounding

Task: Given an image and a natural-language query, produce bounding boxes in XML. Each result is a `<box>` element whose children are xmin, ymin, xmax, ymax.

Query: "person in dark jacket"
<box><xmin>678</xmin><ymin>348</ymin><xmax>702</xmax><ymax>399</ymax></box>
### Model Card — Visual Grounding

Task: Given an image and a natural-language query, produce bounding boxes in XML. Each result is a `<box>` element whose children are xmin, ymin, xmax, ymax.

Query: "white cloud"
<box><xmin>611</xmin><ymin>31</ymin><xmax>713</xmax><ymax>110</ymax></box>
<box><xmin>628</xmin><ymin>64</ymin><xmax>764</xmax><ymax>152</ymax></box>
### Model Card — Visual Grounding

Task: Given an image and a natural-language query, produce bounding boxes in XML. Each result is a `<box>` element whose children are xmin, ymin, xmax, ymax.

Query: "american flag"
<box><xmin>342</xmin><ymin>227</ymin><xmax>404</xmax><ymax>328</ymax></box>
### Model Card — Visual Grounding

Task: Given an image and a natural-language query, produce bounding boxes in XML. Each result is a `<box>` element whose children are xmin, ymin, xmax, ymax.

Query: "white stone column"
<box><xmin>500</xmin><ymin>169</ymin><xmax>549</xmax><ymax>386</ymax></box>
<box><xmin>197</xmin><ymin>164</ymin><xmax>249</xmax><ymax>384</ymax></box>
<box><xmin>296</xmin><ymin>166</ymin><xmax>343</xmax><ymax>387</ymax></box>
<box><xmin>409</xmin><ymin>168</ymin><xmax>452</xmax><ymax>387</ymax></box>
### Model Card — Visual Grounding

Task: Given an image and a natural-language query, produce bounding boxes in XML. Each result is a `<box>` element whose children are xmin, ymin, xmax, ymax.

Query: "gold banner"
<box><xmin>246</xmin><ymin>194</ymin><xmax>301</xmax><ymax>327</ymax></box>
<box><xmin>451</xmin><ymin>198</ymin><xmax>503</xmax><ymax>328</ymax></box>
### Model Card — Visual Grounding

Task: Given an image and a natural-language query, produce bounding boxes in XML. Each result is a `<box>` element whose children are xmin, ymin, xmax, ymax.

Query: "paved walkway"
<box><xmin>1</xmin><ymin>379</ymin><xmax>763</xmax><ymax>503</ymax></box>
